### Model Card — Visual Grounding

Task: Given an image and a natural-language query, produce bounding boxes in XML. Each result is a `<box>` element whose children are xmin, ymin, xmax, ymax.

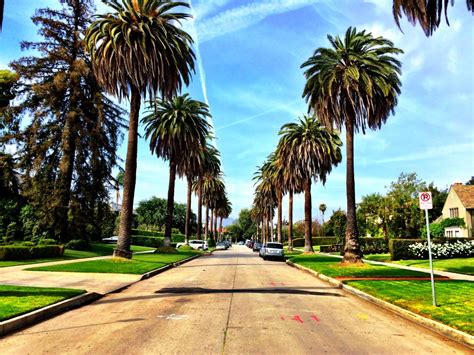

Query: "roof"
<box><xmin>452</xmin><ymin>184</ymin><xmax>474</xmax><ymax>209</ymax></box>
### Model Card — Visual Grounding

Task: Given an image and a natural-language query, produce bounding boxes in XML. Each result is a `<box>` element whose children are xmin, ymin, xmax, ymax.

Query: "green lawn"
<box><xmin>289</xmin><ymin>254</ymin><xmax>428</xmax><ymax>278</ymax></box>
<box><xmin>0</xmin><ymin>285</ymin><xmax>85</xmax><ymax>321</ymax></box>
<box><xmin>362</xmin><ymin>254</ymin><xmax>474</xmax><ymax>276</ymax></box>
<box><xmin>27</xmin><ymin>251</ymin><xmax>198</xmax><ymax>274</ymax></box>
<box><xmin>284</xmin><ymin>247</ymin><xmax>303</xmax><ymax>259</ymax></box>
<box><xmin>0</xmin><ymin>243</ymin><xmax>155</xmax><ymax>268</ymax></box>
<box><xmin>346</xmin><ymin>280</ymin><xmax>474</xmax><ymax>335</ymax></box>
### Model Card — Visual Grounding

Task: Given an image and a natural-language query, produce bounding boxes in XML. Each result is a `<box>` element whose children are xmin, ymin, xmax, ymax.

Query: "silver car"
<box><xmin>259</xmin><ymin>242</ymin><xmax>284</xmax><ymax>260</ymax></box>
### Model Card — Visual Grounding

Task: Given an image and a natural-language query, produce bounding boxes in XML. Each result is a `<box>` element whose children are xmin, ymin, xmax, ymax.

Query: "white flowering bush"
<box><xmin>408</xmin><ymin>240</ymin><xmax>474</xmax><ymax>259</ymax></box>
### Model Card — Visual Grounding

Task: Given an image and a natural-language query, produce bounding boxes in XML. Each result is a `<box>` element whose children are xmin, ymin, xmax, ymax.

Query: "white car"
<box><xmin>102</xmin><ymin>236</ymin><xmax>118</xmax><ymax>243</ymax></box>
<box><xmin>176</xmin><ymin>239</ymin><xmax>208</xmax><ymax>250</ymax></box>
<box><xmin>260</xmin><ymin>242</ymin><xmax>284</xmax><ymax>260</ymax></box>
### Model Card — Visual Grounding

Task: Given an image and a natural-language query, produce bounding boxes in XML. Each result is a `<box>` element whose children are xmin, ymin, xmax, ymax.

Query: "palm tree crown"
<box><xmin>85</xmin><ymin>0</ymin><xmax>195</xmax><ymax>100</ymax></box>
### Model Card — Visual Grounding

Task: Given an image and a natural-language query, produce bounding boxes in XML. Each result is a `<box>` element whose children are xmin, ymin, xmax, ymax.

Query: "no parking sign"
<box><xmin>419</xmin><ymin>191</ymin><xmax>436</xmax><ymax>306</ymax></box>
<box><xmin>419</xmin><ymin>192</ymin><xmax>433</xmax><ymax>210</ymax></box>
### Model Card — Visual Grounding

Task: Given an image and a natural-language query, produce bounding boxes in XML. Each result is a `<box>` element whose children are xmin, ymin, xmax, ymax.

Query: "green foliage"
<box><xmin>236</xmin><ymin>208</ymin><xmax>257</xmax><ymax>240</ymax></box>
<box><xmin>177</xmin><ymin>245</ymin><xmax>193</xmax><ymax>251</ymax></box>
<box><xmin>323</xmin><ymin>209</ymin><xmax>347</xmax><ymax>238</ymax></box>
<box><xmin>131</xmin><ymin>236</ymin><xmax>163</xmax><ymax>248</ymax></box>
<box><xmin>0</xmin><ymin>198</ymin><xmax>20</xmax><ymax>237</ymax></box>
<box><xmin>422</xmin><ymin>217</ymin><xmax>466</xmax><ymax>238</ymax></box>
<box><xmin>38</xmin><ymin>238</ymin><xmax>57</xmax><ymax>245</ymax></box>
<box><xmin>226</xmin><ymin>224</ymin><xmax>243</xmax><ymax>240</ymax></box>
<box><xmin>0</xmin><ymin>70</ymin><xmax>18</xmax><ymax>108</ymax></box>
<box><xmin>65</xmin><ymin>239</ymin><xmax>91</xmax><ymax>251</ymax></box>
<box><xmin>207</xmin><ymin>238</ymin><xmax>216</xmax><ymax>247</ymax></box>
<box><xmin>21</xmin><ymin>241</ymin><xmax>36</xmax><ymax>247</ymax></box>
<box><xmin>389</xmin><ymin>239</ymin><xmax>424</xmax><ymax>260</ymax></box>
<box><xmin>155</xmin><ymin>246</ymin><xmax>178</xmax><ymax>254</ymax></box>
<box><xmin>292</xmin><ymin>237</ymin><xmax>338</xmax><ymax>247</ymax></box>
<box><xmin>6</xmin><ymin>222</ymin><xmax>18</xmax><ymax>240</ymax></box>
<box><xmin>0</xmin><ymin>244</ymin><xmax>64</xmax><ymax>260</ymax></box>
<box><xmin>132</xmin><ymin>229</ymin><xmax>163</xmax><ymax>237</ymax></box>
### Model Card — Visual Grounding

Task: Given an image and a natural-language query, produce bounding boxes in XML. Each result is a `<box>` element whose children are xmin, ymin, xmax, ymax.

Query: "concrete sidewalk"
<box><xmin>319</xmin><ymin>252</ymin><xmax>474</xmax><ymax>281</ymax></box>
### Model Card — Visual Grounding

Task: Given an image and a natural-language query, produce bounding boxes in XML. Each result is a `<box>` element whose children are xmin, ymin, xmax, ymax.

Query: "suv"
<box><xmin>259</xmin><ymin>242</ymin><xmax>284</xmax><ymax>260</ymax></box>
<box><xmin>176</xmin><ymin>239</ymin><xmax>208</xmax><ymax>250</ymax></box>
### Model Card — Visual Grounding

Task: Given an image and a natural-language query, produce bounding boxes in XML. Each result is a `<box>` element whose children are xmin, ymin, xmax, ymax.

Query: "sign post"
<box><xmin>419</xmin><ymin>192</ymin><xmax>436</xmax><ymax>307</ymax></box>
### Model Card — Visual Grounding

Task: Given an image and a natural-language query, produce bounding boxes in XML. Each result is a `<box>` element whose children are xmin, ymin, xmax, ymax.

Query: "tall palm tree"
<box><xmin>393</xmin><ymin>0</ymin><xmax>474</xmax><ymax>36</ymax></box>
<box><xmin>216</xmin><ymin>196</ymin><xmax>232</xmax><ymax>241</ymax></box>
<box><xmin>319</xmin><ymin>203</ymin><xmax>327</xmax><ymax>225</ymax></box>
<box><xmin>115</xmin><ymin>170</ymin><xmax>125</xmax><ymax>209</ymax></box>
<box><xmin>192</xmin><ymin>144</ymin><xmax>221</xmax><ymax>239</ymax></box>
<box><xmin>142</xmin><ymin>94</ymin><xmax>210</xmax><ymax>247</ymax></box>
<box><xmin>301</xmin><ymin>27</ymin><xmax>402</xmax><ymax>262</ymax></box>
<box><xmin>277</xmin><ymin>116</ymin><xmax>342</xmax><ymax>253</ymax></box>
<box><xmin>201</xmin><ymin>173</ymin><xmax>225</xmax><ymax>241</ymax></box>
<box><xmin>86</xmin><ymin>0</ymin><xmax>195</xmax><ymax>258</ymax></box>
<box><xmin>253</xmin><ymin>163</ymin><xmax>277</xmax><ymax>245</ymax></box>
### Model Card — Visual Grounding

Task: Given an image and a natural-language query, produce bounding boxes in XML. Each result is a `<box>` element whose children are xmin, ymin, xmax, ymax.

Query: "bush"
<box><xmin>0</xmin><ymin>245</ymin><xmax>64</xmax><ymax>260</ymax></box>
<box><xmin>409</xmin><ymin>239</ymin><xmax>474</xmax><ymax>259</ymax></box>
<box><xmin>154</xmin><ymin>246</ymin><xmax>178</xmax><ymax>254</ymax></box>
<box><xmin>389</xmin><ymin>239</ymin><xmax>425</xmax><ymax>260</ymax></box>
<box><xmin>21</xmin><ymin>241</ymin><xmax>36</xmax><ymax>246</ymax></box>
<box><xmin>65</xmin><ymin>239</ymin><xmax>91</xmax><ymax>251</ymax></box>
<box><xmin>177</xmin><ymin>245</ymin><xmax>193</xmax><ymax>251</ymax></box>
<box><xmin>6</xmin><ymin>222</ymin><xmax>18</xmax><ymax>240</ymax></box>
<box><xmin>207</xmin><ymin>238</ymin><xmax>216</xmax><ymax>248</ymax></box>
<box><xmin>131</xmin><ymin>236</ymin><xmax>163</xmax><ymax>248</ymax></box>
<box><xmin>132</xmin><ymin>229</ymin><xmax>163</xmax><ymax>237</ymax></box>
<box><xmin>292</xmin><ymin>237</ymin><xmax>338</xmax><ymax>247</ymax></box>
<box><xmin>172</xmin><ymin>233</ymin><xmax>185</xmax><ymax>243</ymax></box>
<box><xmin>360</xmin><ymin>238</ymin><xmax>388</xmax><ymax>254</ymax></box>
<box><xmin>38</xmin><ymin>238</ymin><xmax>57</xmax><ymax>245</ymax></box>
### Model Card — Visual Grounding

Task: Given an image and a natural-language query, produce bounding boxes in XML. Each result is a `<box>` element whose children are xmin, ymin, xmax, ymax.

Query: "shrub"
<box><xmin>292</xmin><ymin>237</ymin><xmax>338</xmax><ymax>247</ymax></box>
<box><xmin>389</xmin><ymin>239</ymin><xmax>425</xmax><ymax>260</ymax></box>
<box><xmin>65</xmin><ymin>239</ymin><xmax>91</xmax><ymax>251</ymax></box>
<box><xmin>132</xmin><ymin>229</ymin><xmax>164</xmax><ymax>237</ymax></box>
<box><xmin>131</xmin><ymin>236</ymin><xmax>163</xmax><ymax>248</ymax></box>
<box><xmin>422</xmin><ymin>217</ymin><xmax>466</xmax><ymax>238</ymax></box>
<box><xmin>409</xmin><ymin>240</ymin><xmax>474</xmax><ymax>259</ymax></box>
<box><xmin>0</xmin><ymin>245</ymin><xmax>64</xmax><ymax>260</ymax></box>
<box><xmin>38</xmin><ymin>238</ymin><xmax>57</xmax><ymax>245</ymax></box>
<box><xmin>207</xmin><ymin>239</ymin><xmax>216</xmax><ymax>248</ymax></box>
<box><xmin>21</xmin><ymin>241</ymin><xmax>36</xmax><ymax>246</ymax></box>
<box><xmin>172</xmin><ymin>233</ymin><xmax>185</xmax><ymax>243</ymax></box>
<box><xmin>6</xmin><ymin>222</ymin><xmax>18</xmax><ymax>240</ymax></box>
<box><xmin>360</xmin><ymin>238</ymin><xmax>388</xmax><ymax>254</ymax></box>
<box><xmin>177</xmin><ymin>245</ymin><xmax>193</xmax><ymax>251</ymax></box>
<box><xmin>155</xmin><ymin>246</ymin><xmax>178</xmax><ymax>254</ymax></box>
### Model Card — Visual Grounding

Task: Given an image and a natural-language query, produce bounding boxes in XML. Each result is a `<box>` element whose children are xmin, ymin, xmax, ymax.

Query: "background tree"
<box><xmin>302</xmin><ymin>27</ymin><xmax>402</xmax><ymax>263</ymax></box>
<box><xmin>357</xmin><ymin>193</ymin><xmax>391</xmax><ymax>242</ymax></box>
<box><xmin>142</xmin><ymin>94</ymin><xmax>210</xmax><ymax>247</ymax></box>
<box><xmin>393</xmin><ymin>0</ymin><xmax>474</xmax><ymax>36</ymax></box>
<box><xmin>324</xmin><ymin>209</ymin><xmax>347</xmax><ymax>241</ymax></box>
<box><xmin>0</xmin><ymin>70</ymin><xmax>17</xmax><ymax>108</ymax></box>
<box><xmin>86</xmin><ymin>0</ymin><xmax>195</xmax><ymax>258</ymax></box>
<box><xmin>277</xmin><ymin>116</ymin><xmax>342</xmax><ymax>252</ymax></box>
<box><xmin>238</xmin><ymin>208</ymin><xmax>257</xmax><ymax>240</ymax></box>
<box><xmin>319</xmin><ymin>203</ymin><xmax>327</xmax><ymax>235</ymax></box>
<box><xmin>115</xmin><ymin>170</ymin><xmax>125</xmax><ymax>208</ymax></box>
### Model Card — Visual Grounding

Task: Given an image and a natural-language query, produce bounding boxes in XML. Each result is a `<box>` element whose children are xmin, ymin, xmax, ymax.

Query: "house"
<box><xmin>441</xmin><ymin>183</ymin><xmax>474</xmax><ymax>238</ymax></box>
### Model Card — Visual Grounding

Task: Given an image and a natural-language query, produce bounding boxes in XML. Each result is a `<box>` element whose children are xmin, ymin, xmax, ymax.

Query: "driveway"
<box><xmin>0</xmin><ymin>245</ymin><xmax>468</xmax><ymax>354</ymax></box>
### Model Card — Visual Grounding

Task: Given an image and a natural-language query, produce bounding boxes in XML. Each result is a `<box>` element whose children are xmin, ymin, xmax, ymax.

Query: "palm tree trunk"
<box><xmin>164</xmin><ymin>159</ymin><xmax>177</xmax><ymax>247</ymax></box>
<box><xmin>343</xmin><ymin>117</ymin><xmax>362</xmax><ymax>263</ymax></box>
<box><xmin>219</xmin><ymin>216</ymin><xmax>223</xmax><ymax>240</ymax></box>
<box><xmin>214</xmin><ymin>209</ymin><xmax>218</xmax><ymax>241</ymax></box>
<box><xmin>209</xmin><ymin>208</ymin><xmax>214</xmax><ymax>240</ymax></box>
<box><xmin>204</xmin><ymin>204</ymin><xmax>209</xmax><ymax>240</ymax></box>
<box><xmin>270</xmin><ymin>217</ymin><xmax>274</xmax><ymax>242</ymax></box>
<box><xmin>321</xmin><ymin>211</ymin><xmax>325</xmax><ymax>236</ymax></box>
<box><xmin>288</xmin><ymin>190</ymin><xmax>294</xmax><ymax>251</ymax></box>
<box><xmin>304</xmin><ymin>177</ymin><xmax>314</xmax><ymax>253</ymax></box>
<box><xmin>277</xmin><ymin>192</ymin><xmax>282</xmax><ymax>243</ymax></box>
<box><xmin>197</xmin><ymin>179</ymin><xmax>202</xmax><ymax>239</ymax></box>
<box><xmin>185</xmin><ymin>175</ymin><xmax>192</xmax><ymax>244</ymax></box>
<box><xmin>115</xmin><ymin>86</ymin><xmax>140</xmax><ymax>259</ymax></box>
<box><xmin>262</xmin><ymin>215</ymin><xmax>267</xmax><ymax>244</ymax></box>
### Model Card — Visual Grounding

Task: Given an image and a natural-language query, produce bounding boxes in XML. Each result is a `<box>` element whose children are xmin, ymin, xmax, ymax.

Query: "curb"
<box><xmin>286</xmin><ymin>259</ymin><xmax>474</xmax><ymax>349</ymax></box>
<box><xmin>0</xmin><ymin>252</ymin><xmax>205</xmax><ymax>337</ymax></box>
<box><xmin>0</xmin><ymin>292</ymin><xmax>101</xmax><ymax>337</ymax></box>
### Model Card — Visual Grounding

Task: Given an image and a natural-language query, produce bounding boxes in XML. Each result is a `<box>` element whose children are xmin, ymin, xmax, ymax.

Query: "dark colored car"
<box><xmin>252</xmin><ymin>242</ymin><xmax>262</xmax><ymax>252</ymax></box>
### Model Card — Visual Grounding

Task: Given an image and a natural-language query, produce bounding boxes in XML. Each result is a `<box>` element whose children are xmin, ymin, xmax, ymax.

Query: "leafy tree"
<box><xmin>393</xmin><ymin>0</ymin><xmax>474</xmax><ymax>37</ymax></box>
<box><xmin>277</xmin><ymin>116</ymin><xmax>342</xmax><ymax>252</ymax></box>
<box><xmin>0</xmin><ymin>70</ymin><xmax>17</xmax><ymax>108</ymax></box>
<box><xmin>357</xmin><ymin>193</ymin><xmax>391</xmax><ymax>242</ymax></box>
<box><xmin>302</xmin><ymin>27</ymin><xmax>402</xmax><ymax>262</ymax></box>
<box><xmin>226</xmin><ymin>224</ymin><xmax>243</xmax><ymax>241</ymax></box>
<box><xmin>324</xmin><ymin>209</ymin><xmax>347</xmax><ymax>240</ymax></box>
<box><xmin>427</xmin><ymin>182</ymin><xmax>448</xmax><ymax>220</ymax></box>
<box><xmin>10</xmin><ymin>0</ymin><xmax>125</xmax><ymax>241</ymax></box>
<box><xmin>86</xmin><ymin>0</ymin><xmax>195</xmax><ymax>258</ymax></box>
<box><xmin>237</xmin><ymin>208</ymin><xmax>257</xmax><ymax>240</ymax></box>
<box><xmin>466</xmin><ymin>176</ymin><xmax>474</xmax><ymax>185</ymax></box>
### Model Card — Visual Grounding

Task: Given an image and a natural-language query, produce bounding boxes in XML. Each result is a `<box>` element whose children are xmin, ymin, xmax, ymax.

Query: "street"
<box><xmin>0</xmin><ymin>245</ymin><xmax>468</xmax><ymax>354</ymax></box>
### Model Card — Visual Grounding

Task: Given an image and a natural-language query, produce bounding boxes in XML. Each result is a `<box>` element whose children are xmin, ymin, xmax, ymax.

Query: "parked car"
<box><xmin>216</xmin><ymin>242</ymin><xmax>228</xmax><ymax>250</ymax></box>
<box><xmin>260</xmin><ymin>242</ymin><xmax>284</xmax><ymax>260</ymax></box>
<box><xmin>176</xmin><ymin>239</ymin><xmax>208</xmax><ymax>250</ymax></box>
<box><xmin>102</xmin><ymin>236</ymin><xmax>118</xmax><ymax>244</ymax></box>
<box><xmin>224</xmin><ymin>240</ymin><xmax>232</xmax><ymax>248</ymax></box>
<box><xmin>238</xmin><ymin>241</ymin><xmax>245</xmax><ymax>245</ymax></box>
<box><xmin>252</xmin><ymin>242</ymin><xmax>262</xmax><ymax>252</ymax></box>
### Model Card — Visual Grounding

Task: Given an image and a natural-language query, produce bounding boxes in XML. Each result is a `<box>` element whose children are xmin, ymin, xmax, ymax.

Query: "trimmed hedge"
<box><xmin>65</xmin><ymin>239</ymin><xmax>91</xmax><ymax>251</ymax></box>
<box><xmin>0</xmin><ymin>245</ymin><xmax>64</xmax><ymax>260</ymax></box>
<box><xmin>390</xmin><ymin>237</ymin><xmax>474</xmax><ymax>260</ymax></box>
<box><xmin>131</xmin><ymin>236</ymin><xmax>163</xmax><ymax>248</ymax></box>
<box><xmin>132</xmin><ymin>229</ymin><xmax>186</xmax><ymax>243</ymax></box>
<box><xmin>292</xmin><ymin>237</ymin><xmax>338</xmax><ymax>247</ymax></box>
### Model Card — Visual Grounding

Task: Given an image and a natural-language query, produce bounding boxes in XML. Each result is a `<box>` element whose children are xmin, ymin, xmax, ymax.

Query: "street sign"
<box><xmin>419</xmin><ymin>192</ymin><xmax>433</xmax><ymax>210</ymax></box>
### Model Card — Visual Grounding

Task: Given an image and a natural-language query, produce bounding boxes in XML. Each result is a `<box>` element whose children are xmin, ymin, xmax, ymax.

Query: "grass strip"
<box><xmin>0</xmin><ymin>244</ymin><xmax>155</xmax><ymax>268</ymax></box>
<box><xmin>346</xmin><ymin>280</ymin><xmax>474</xmax><ymax>335</ymax></box>
<box><xmin>27</xmin><ymin>251</ymin><xmax>198</xmax><ymax>274</ymax></box>
<box><xmin>0</xmin><ymin>285</ymin><xmax>85</xmax><ymax>321</ymax></box>
<box><xmin>289</xmin><ymin>254</ymin><xmax>428</xmax><ymax>278</ymax></box>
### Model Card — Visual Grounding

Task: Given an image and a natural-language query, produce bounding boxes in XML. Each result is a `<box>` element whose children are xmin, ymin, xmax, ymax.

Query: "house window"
<box><xmin>445</xmin><ymin>230</ymin><xmax>453</xmax><ymax>238</ymax></box>
<box><xmin>449</xmin><ymin>208</ymin><xmax>459</xmax><ymax>218</ymax></box>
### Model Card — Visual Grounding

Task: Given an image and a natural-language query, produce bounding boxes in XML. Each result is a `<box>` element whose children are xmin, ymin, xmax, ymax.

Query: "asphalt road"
<box><xmin>0</xmin><ymin>245</ymin><xmax>469</xmax><ymax>354</ymax></box>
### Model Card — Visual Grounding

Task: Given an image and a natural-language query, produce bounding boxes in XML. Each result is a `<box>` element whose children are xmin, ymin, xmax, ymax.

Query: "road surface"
<box><xmin>0</xmin><ymin>245</ymin><xmax>468</xmax><ymax>354</ymax></box>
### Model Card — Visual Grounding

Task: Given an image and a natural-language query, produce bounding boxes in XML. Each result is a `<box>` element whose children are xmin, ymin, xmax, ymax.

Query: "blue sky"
<box><xmin>1</xmin><ymin>0</ymin><xmax>473</xmax><ymax>223</ymax></box>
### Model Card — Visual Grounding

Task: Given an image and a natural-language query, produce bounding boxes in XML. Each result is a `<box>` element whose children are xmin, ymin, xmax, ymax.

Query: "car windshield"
<box><xmin>266</xmin><ymin>243</ymin><xmax>283</xmax><ymax>249</ymax></box>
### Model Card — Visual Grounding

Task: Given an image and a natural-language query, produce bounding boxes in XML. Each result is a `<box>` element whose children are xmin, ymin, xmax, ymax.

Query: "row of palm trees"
<box><xmin>253</xmin><ymin>27</ymin><xmax>403</xmax><ymax>263</ymax></box>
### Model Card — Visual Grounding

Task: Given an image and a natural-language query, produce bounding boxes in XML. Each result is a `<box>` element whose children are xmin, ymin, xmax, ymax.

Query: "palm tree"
<box><xmin>192</xmin><ymin>144</ymin><xmax>221</xmax><ymax>239</ymax></box>
<box><xmin>201</xmin><ymin>173</ymin><xmax>225</xmax><ymax>241</ymax></box>
<box><xmin>115</xmin><ymin>170</ymin><xmax>125</xmax><ymax>210</ymax></box>
<box><xmin>86</xmin><ymin>0</ymin><xmax>195</xmax><ymax>258</ymax></box>
<box><xmin>277</xmin><ymin>116</ymin><xmax>342</xmax><ymax>253</ymax></box>
<box><xmin>253</xmin><ymin>163</ymin><xmax>277</xmax><ymax>245</ymax></box>
<box><xmin>142</xmin><ymin>94</ymin><xmax>210</xmax><ymax>247</ymax></box>
<box><xmin>216</xmin><ymin>196</ymin><xmax>232</xmax><ymax>241</ymax></box>
<box><xmin>319</xmin><ymin>203</ymin><xmax>327</xmax><ymax>224</ymax></box>
<box><xmin>393</xmin><ymin>0</ymin><xmax>474</xmax><ymax>36</ymax></box>
<box><xmin>302</xmin><ymin>27</ymin><xmax>402</xmax><ymax>262</ymax></box>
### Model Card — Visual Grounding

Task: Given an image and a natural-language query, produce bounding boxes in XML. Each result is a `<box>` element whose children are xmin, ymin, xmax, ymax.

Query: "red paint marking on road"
<box><xmin>311</xmin><ymin>315</ymin><xmax>320</xmax><ymax>322</ymax></box>
<box><xmin>280</xmin><ymin>315</ymin><xmax>285</xmax><ymax>321</ymax></box>
<box><xmin>269</xmin><ymin>281</ymin><xmax>276</xmax><ymax>286</ymax></box>
<box><xmin>291</xmin><ymin>315</ymin><xmax>304</xmax><ymax>323</ymax></box>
